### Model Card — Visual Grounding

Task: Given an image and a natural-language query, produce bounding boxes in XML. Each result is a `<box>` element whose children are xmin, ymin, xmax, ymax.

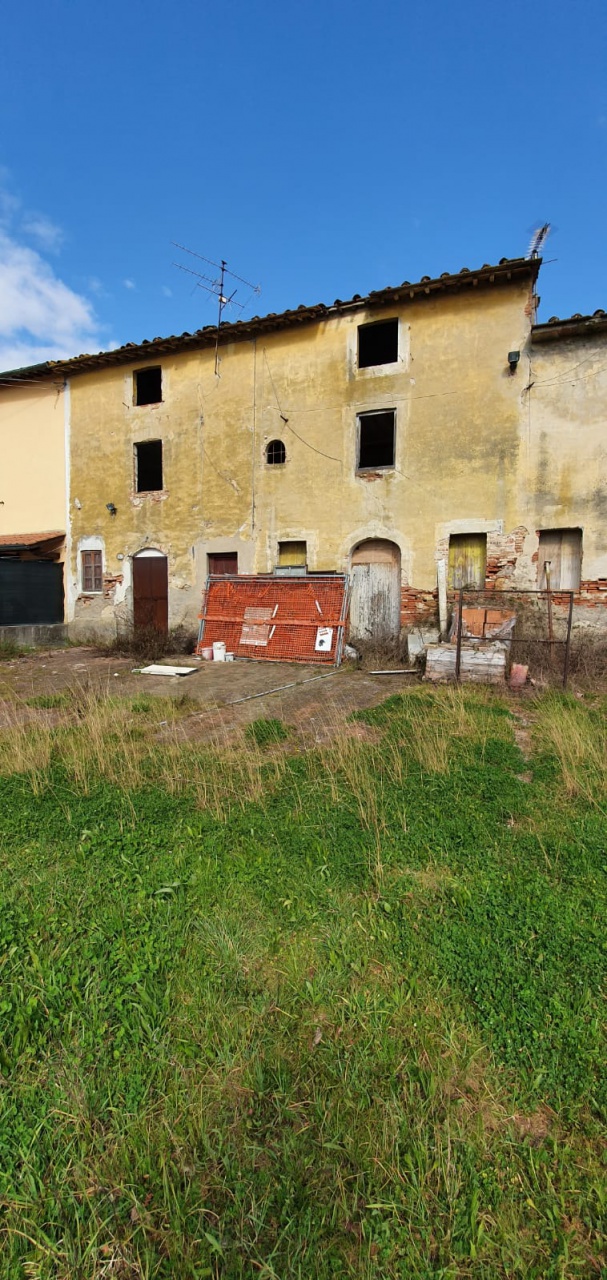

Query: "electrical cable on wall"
<box><xmin>263</xmin><ymin>350</ymin><xmax>342</xmax><ymax>463</ymax></box>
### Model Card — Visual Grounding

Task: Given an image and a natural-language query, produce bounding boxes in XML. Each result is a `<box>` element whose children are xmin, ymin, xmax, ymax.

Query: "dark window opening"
<box><xmin>208</xmin><ymin>552</ymin><xmax>238</xmax><ymax>576</ymax></box>
<box><xmin>82</xmin><ymin>549</ymin><xmax>103</xmax><ymax>593</ymax></box>
<box><xmin>266</xmin><ymin>439</ymin><xmax>286</xmax><ymax>465</ymax></box>
<box><xmin>358</xmin><ymin>411</ymin><xmax>395</xmax><ymax>470</ymax></box>
<box><xmin>538</xmin><ymin>528</ymin><xmax>582</xmax><ymax>590</ymax></box>
<box><xmin>358</xmin><ymin>319</ymin><xmax>398</xmax><ymax>369</ymax></box>
<box><xmin>135</xmin><ymin>440</ymin><xmax>163</xmax><ymax>492</ymax></box>
<box><xmin>134</xmin><ymin>366</ymin><xmax>162</xmax><ymax>406</ymax></box>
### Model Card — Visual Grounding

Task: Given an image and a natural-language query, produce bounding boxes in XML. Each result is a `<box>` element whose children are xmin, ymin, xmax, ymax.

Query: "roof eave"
<box><xmin>533</xmin><ymin>314</ymin><xmax>607</xmax><ymax>343</ymax></box>
<box><xmin>0</xmin><ymin>256</ymin><xmax>540</xmax><ymax>383</ymax></box>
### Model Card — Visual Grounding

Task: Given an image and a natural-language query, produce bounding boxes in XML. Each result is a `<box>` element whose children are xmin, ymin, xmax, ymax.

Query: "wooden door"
<box><xmin>350</xmin><ymin>541</ymin><xmax>401</xmax><ymax>641</ymax></box>
<box><xmin>448</xmin><ymin>534</ymin><xmax>487</xmax><ymax>590</ymax></box>
<box><xmin>132</xmin><ymin>555</ymin><xmax>168</xmax><ymax>632</ymax></box>
<box><xmin>538</xmin><ymin>529</ymin><xmax>581</xmax><ymax>590</ymax></box>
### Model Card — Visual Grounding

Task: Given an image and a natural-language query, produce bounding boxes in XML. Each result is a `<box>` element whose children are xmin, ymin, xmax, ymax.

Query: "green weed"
<box><xmin>245</xmin><ymin>716</ymin><xmax>291</xmax><ymax>747</ymax></box>
<box><xmin>0</xmin><ymin>685</ymin><xmax>604</xmax><ymax>1276</ymax></box>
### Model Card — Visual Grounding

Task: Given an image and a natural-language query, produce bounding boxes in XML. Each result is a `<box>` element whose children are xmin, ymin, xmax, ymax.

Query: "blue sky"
<box><xmin>1</xmin><ymin>0</ymin><xmax>605</xmax><ymax>369</ymax></box>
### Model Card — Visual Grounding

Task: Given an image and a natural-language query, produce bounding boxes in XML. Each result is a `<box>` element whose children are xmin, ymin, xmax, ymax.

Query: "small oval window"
<box><xmin>266</xmin><ymin>439</ymin><xmax>286</xmax><ymax>465</ymax></box>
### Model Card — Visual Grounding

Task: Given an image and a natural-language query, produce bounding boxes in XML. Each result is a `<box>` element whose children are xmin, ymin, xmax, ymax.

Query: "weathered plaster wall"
<box><xmin>0</xmin><ymin>381</ymin><xmax>66</xmax><ymax>540</ymax></box>
<box><xmin>68</xmin><ymin>352</ymin><xmax>255</xmax><ymax>636</ymax></box>
<box><xmin>249</xmin><ymin>284</ymin><xmax>533</xmax><ymax>591</ymax></box>
<box><xmin>523</xmin><ymin>334</ymin><xmax>607</xmax><ymax>582</ymax></box>
<box><xmin>67</xmin><ymin>276</ymin><xmax>607</xmax><ymax>639</ymax></box>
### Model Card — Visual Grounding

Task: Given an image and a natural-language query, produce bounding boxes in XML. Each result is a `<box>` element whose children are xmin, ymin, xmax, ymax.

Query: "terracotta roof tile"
<box><xmin>0</xmin><ymin>531</ymin><xmax>64</xmax><ymax>547</ymax></box>
<box><xmin>0</xmin><ymin>256</ymin><xmax>540</xmax><ymax>382</ymax></box>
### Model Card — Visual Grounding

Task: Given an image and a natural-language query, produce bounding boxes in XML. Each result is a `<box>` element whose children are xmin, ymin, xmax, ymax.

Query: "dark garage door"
<box><xmin>0</xmin><ymin>561</ymin><xmax>64</xmax><ymax>626</ymax></box>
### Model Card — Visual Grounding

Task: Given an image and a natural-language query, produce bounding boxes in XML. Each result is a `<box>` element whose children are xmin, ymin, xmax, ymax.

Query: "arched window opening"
<box><xmin>266</xmin><ymin>439</ymin><xmax>286</xmax><ymax>465</ymax></box>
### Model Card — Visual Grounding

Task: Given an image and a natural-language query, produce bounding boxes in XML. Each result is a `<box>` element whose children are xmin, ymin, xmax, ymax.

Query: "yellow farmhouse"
<box><xmin>1</xmin><ymin>255</ymin><xmax>606</xmax><ymax>643</ymax></box>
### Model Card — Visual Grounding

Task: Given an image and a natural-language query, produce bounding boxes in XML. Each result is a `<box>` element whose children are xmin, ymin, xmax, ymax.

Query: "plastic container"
<box><xmin>201</xmin><ymin>646</ymin><xmax>214</xmax><ymax>660</ymax></box>
<box><xmin>212</xmin><ymin>641</ymin><xmax>226</xmax><ymax>662</ymax></box>
<box><xmin>225</xmin><ymin>652</ymin><xmax>235</xmax><ymax>662</ymax></box>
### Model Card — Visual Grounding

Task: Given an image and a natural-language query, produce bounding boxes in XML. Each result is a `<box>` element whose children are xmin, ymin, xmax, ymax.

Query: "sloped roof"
<box><xmin>0</xmin><ymin>531</ymin><xmax>64</xmax><ymax>549</ymax></box>
<box><xmin>0</xmin><ymin>256</ymin><xmax>540</xmax><ymax>384</ymax></box>
<box><xmin>532</xmin><ymin>309</ymin><xmax>607</xmax><ymax>342</ymax></box>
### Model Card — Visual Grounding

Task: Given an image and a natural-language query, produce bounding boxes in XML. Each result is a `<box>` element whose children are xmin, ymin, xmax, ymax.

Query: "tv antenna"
<box><xmin>527</xmin><ymin>223</ymin><xmax>551</xmax><ymax>260</ymax></box>
<box><xmin>172</xmin><ymin>243</ymin><xmax>261</xmax><ymax>373</ymax></box>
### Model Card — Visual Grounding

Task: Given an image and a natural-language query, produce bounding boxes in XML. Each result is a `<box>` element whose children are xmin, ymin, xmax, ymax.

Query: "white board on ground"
<box><xmin>138</xmin><ymin>665</ymin><xmax>199</xmax><ymax>677</ymax></box>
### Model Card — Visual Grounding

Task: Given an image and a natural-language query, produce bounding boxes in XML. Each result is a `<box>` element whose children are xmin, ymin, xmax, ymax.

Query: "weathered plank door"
<box><xmin>538</xmin><ymin>529</ymin><xmax>581</xmax><ymax>590</ymax></box>
<box><xmin>132</xmin><ymin>554</ymin><xmax>168</xmax><ymax>632</ymax></box>
<box><xmin>350</xmin><ymin>540</ymin><xmax>401</xmax><ymax>641</ymax></box>
<box><xmin>448</xmin><ymin>534</ymin><xmax>487</xmax><ymax>590</ymax></box>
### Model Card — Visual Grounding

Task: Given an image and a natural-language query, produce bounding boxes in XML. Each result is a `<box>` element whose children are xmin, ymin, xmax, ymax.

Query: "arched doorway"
<box><xmin>350</xmin><ymin>539</ymin><xmax>401</xmax><ymax>641</ymax></box>
<box><xmin>132</xmin><ymin>549</ymin><xmax>168</xmax><ymax>633</ymax></box>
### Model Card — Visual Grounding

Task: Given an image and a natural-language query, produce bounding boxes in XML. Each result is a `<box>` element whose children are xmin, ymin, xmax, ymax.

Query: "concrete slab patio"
<box><xmin>0</xmin><ymin>647</ymin><xmax>418</xmax><ymax>744</ymax></box>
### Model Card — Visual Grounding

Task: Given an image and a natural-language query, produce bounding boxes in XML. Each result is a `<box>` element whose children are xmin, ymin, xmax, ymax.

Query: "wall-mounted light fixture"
<box><xmin>508</xmin><ymin>350</ymin><xmax>520</xmax><ymax>375</ymax></box>
<box><xmin>106</xmin><ymin>502</ymin><xmax>117</xmax><ymax>516</ymax></box>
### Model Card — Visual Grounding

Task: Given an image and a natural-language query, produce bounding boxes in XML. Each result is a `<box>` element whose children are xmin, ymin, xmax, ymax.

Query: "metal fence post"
<box><xmin>563</xmin><ymin>592</ymin><xmax>574</xmax><ymax>689</ymax></box>
<box><xmin>455</xmin><ymin>588</ymin><xmax>463</xmax><ymax>681</ymax></box>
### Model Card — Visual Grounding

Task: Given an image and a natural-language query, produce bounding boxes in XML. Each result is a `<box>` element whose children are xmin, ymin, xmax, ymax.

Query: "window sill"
<box><xmin>355</xmin><ymin>361</ymin><xmax>402</xmax><ymax>377</ymax></box>
<box><xmin>356</xmin><ymin>466</ymin><xmax>395</xmax><ymax>475</ymax></box>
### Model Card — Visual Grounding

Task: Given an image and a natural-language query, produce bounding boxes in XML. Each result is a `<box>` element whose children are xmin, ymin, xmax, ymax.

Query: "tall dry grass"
<box><xmin>0</xmin><ymin>683</ymin><xmax>287</xmax><ymax>819</ymax></box>
<box><xmin>533</xmin><ymin>693</ymin><xmax>607</xmax><ymax>803</ymax></box>
<box><xmin>0</xmin><ymin>682</ymin><xmax>514</xmax><ymax>830</ymax></box>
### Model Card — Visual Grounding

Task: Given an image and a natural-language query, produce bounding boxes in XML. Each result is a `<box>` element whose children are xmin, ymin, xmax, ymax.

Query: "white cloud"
<box><xmin>0</xmin><ymin>228</ymin><xmax>102</xmax><ymax>372</ymax></box>
<box><xmin>21</xmin><ymin>213</ymin><xmax>64</xmax><ymax>252</ymax></box>
<box><xmin>123</xmin><ymin>278</ymin><xmax>136</xmax><ymax>290</ymax></box>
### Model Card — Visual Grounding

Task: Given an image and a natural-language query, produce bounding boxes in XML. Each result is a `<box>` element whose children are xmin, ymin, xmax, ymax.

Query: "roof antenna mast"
<box><xmin>172</xmin><ymin>243</ymin><xmax>261</xmax><ymax>374</ymax></box>
<box><xmin>527</xmin><ymin>223</ymin><xmax>551</xmax><ymax>259</ymax></box>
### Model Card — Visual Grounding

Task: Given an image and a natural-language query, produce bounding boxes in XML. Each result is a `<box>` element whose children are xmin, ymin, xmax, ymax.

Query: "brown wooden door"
<box><xmin>132</xmin><ymin>555</ymin><xmax>168</xmax><ymax>632</ymax></box>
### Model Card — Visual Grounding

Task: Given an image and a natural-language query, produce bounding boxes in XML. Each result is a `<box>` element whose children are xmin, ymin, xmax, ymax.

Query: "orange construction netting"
<box><xmin>196</xmin><ymin>575</ymin><xmax>350</xmax><ymax>664</ymax></box>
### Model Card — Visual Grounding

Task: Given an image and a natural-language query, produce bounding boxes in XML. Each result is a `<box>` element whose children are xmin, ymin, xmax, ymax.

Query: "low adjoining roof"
<box><xmin>532</xmin><ymin>309</ymin><xmax>607</xmax><ymax>343</ymax></box>
<box><xmin>0</xmin><ymin>256</ymin><xmax>539</xmax><ymax>383</ymax></box>
<box><xmin>0</xmin><ymin>531</ymin><xmax>65</xmax><ymax>550</ymax></box>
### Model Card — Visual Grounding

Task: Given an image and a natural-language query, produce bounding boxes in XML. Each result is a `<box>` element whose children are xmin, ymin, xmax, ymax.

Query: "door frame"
<box><xmin>349</xmin><ymin>538</ymin><xmax>401</xmax><ymax>641</ymax></box>
<box><xmin>132</xmin><ymin>549</ymin><xmax>169</xmax><ymax>633</ymax></box>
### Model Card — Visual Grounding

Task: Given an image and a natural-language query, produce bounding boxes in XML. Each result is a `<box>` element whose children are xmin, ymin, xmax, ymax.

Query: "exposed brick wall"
<box><xmin>485</xmin><ymin>526</ymin><xmax>527</xmax><ymax>588</ymax></box>
<box><xmin>400</xmin><ymin>587</ymin><xmax>438</xmax><ymax>628</ymax></box>
<box><xmin>400</xmin><ymin>578</ymin><xmax>607</xmax><ymax>635</ymax></box>
<box><xmin>435</xmin><ymin>527</ymin><xmax>528</xmax><ymax>591</ymax></box>
<box><xmin>577</xmin><ymin>579</ymin><xmax>607</xmax><ymax>602</ymax></box>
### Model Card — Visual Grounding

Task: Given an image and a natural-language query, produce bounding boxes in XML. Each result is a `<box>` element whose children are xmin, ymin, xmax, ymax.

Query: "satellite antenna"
<box><xmin>172</xmin><ymin>243</ymin><xmax>261</xmax><ymax>373</ymax></box>
<box><xmin>527</xmin><ymin>223</ymin><xmax>551</xmax><ymax>259</ymax></box>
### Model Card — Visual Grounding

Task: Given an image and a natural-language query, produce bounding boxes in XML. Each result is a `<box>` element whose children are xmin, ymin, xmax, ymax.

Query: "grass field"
<box><xmin>0</xmin><ymin>683</ymin><xmax>605</xmax><ymax>1278</ymax></box>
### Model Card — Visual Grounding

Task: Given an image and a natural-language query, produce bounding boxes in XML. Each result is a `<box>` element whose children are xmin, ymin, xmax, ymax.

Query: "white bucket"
<box><xmin>212</xmin><ymin>641</ymin><xmax>226</xmax><ymax>662</ymax></box>
<box><xmin>225</xmin><ymin>652</ymin><xmax>234</xmax><ymax>662</ymax></box>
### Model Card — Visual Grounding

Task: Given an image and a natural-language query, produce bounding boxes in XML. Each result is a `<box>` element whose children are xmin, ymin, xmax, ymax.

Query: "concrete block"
<box><xmin>425</xmin><ymin>643</ymin><xmax>506</xmax><ymax>684</ymax></box>
<box><xmin>407</xmin><ymin>627</ymin><xmax>440</xmax><ymax>661</ymax></box>
<box><xmin>0</xmin><ymin>623</ymin><xmax>68</xmax><ymax>649</ymax></box>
